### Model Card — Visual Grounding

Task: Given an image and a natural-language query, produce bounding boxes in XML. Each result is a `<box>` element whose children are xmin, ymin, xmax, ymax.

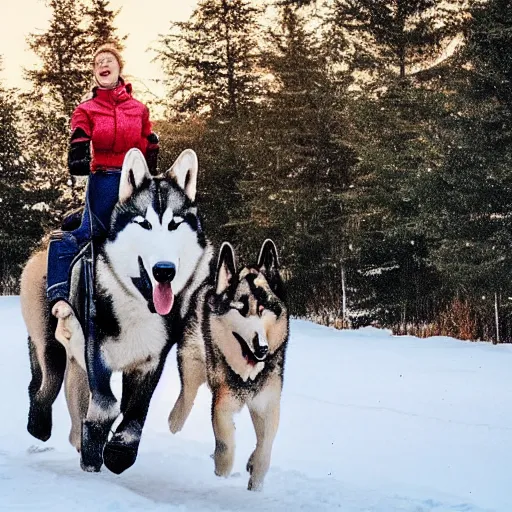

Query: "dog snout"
<box><xmin>253</xmin><ymin>333</ymin><xmax>269</xmax><ymax>360</ymax></box>
<box><xmin>152</xmin><ymin>261</ymin><xmax>176</xmax><ymax>283</ymax></box>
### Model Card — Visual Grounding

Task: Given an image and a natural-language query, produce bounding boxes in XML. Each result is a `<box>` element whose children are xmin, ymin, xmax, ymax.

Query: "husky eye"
<box><xmin>133</xmin><ymin>216</ymin><xmax>152</xmax><ymax>230</ymax></box>
<box><xmin>168</xmin><ymin>216</ymin><xmax>184</xmax><ymax>231</ymax></box>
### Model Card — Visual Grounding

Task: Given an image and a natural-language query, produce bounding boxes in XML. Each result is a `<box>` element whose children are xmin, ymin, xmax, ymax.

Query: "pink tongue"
<box><xmin>153</xmin><ymin>282</ymin><xmax>174</xmax><ymax>315</ymax></box>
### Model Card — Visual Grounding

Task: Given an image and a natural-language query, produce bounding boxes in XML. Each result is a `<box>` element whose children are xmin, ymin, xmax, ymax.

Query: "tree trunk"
<box><xmin>494</xmin><ymin>292</ymin><xmax>500</xmax><ymax>344</ymax></box>
<box><xmin>341</xmin><ymin>261</ymin><xmax>347</xmax><ymax>327</ymax></box>
<box><xmin>399</xmin><ymin>43</ymin><xmax>406</xmax><ymax>79</ymax></box>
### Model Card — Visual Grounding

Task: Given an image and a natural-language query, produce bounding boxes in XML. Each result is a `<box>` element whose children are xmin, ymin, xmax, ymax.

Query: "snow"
<box><xmin>0</xmin><ymin>295</ymin><xmax>510</xmax><ymax>511</ymax></box>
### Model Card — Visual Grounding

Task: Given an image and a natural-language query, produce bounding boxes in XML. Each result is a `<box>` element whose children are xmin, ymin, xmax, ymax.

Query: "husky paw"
<box><xmin>214</xmin><ymin>448</ymin><xmax>234</xmax><ymax>478</ymax></box>
<box><xmin>247</xmin><ymin>476</ymin><xmax>264</xmax><ymax>492</ymax></box>
<box><xmin>80</xmin><ymin>461</ymin><xmax>102</xmax><ymax>473</ymax></box>
<box><xmin>103</xmin><ymin>441</ymin><xmax>138</xmax><ymax>475</ymax></box>
<box><xmin>214</xmin><ymin>467</ymin><xmax>231</xmax><ymax>478</ymax></box>
<box><xmin>103</xmin><ymin>422</ymin><xmax>141</xmax><ymax>475</ymax></box>
<box><xmin>80</xmin><ymin>420</ymin><xmax>110</xmax><ymax>473</ymax></box>
<box><xmin>27</xmin><ymin>404</ymin><xmax>52</xmax><ymax>442</ymax></box>
<box><xmin>168</xmin><ymin>411</ymin><xmax>185</xmax><ymax>434</ymax></box>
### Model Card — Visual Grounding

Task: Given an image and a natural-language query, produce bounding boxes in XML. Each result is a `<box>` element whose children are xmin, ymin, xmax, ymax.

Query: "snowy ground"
<box><xmin>0</xmin><ymin>295</ymin><xmax>511</xmax><ymax>511</ymax></box>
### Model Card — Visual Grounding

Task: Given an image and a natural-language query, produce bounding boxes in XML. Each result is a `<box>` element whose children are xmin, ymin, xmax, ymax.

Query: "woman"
<box><xmin>47</xmin><ymin>44</ymin><xmax>159</xmax><ymax>311</ymax></box>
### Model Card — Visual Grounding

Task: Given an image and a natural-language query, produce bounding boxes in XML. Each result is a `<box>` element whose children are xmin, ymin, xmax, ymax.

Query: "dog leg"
<box><xmin>246</xmin><ymin>376</ymin><xmax>282</xmax><ymax>491</ymax></box>
<box><xmin>27</xmin><ymin>331</ymin><xmax>67</xmax><ymax>443</ymax></box>
<box><xmin>64</xmin><ymin>356</ymin><xmax>89</xmax><ymax>452</ymax></box>
<box><xmin>212</xmin><ymin>387</ymin><xmax>242</xmax><ymax>478</ymax></box>
<box><xmin>103</xmin><ymin>360</ymin><xmax>166</xmax><ymax>475</ymax></box>
<box><xmin>168</xmin><ymin>348</ymin><xmax>206</xmax><ymax>433</ymax></box>
<box><xmin>80</xmin><ymin>256</ymin><xmax>119</xmax><ymax>473</ymax></box>
<box><xmin>81</xmin><ymin>349</ymin><xmax>118</xmax><ymax>472</ymax></box>
<box><xmin>81</xmin><ymin>354</ymin><xmax>118</xmax><ymax>472</ymax></box>
<box><xmin>22</xmin><ymin>250</ymin><xmax>67</xmax><ymax>442</ymax></box>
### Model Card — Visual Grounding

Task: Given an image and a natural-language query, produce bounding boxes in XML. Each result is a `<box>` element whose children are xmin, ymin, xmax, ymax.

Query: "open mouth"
<box><xmin>232</xmin><ymin>332</ymin><xmax>267</xmax><ymax>366</ymax></box>
<box><xmin>99</xmin><ymin>70</ymin><xmax>110</xmax><ymax>77</ymax></box>
<box><xmin>131</xmin><ymin>256</ymin><xmax>174</xmax><ymax>316</ymax></box>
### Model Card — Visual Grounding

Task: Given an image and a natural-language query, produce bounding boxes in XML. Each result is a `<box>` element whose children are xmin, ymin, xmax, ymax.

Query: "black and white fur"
<box><xmin>168</xmin><ymin>239</ymin><xmax>289</xmax><ymax>491</ymax></box>
<box><xmin>20</xmin><ymin>148</ymin><xmax>213</xmax><ymax>474</ymax></box>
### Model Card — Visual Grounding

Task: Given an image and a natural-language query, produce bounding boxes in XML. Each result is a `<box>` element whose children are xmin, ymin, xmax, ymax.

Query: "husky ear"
<box><xmin>215</xmin><ymin>242</ymin><xmax>236</xmax><ymax>295</ymax></box>
<box><xmin>119</xmin><ymin>148</ymin><xmax>151</xmax><ymax>203</ymax></box>
<box><xmin>166</xmin><ymin>149</ymin><xmax>198</xmax><ymax>202</ymax></box>
<box><xmin>257</xmin><ymin>238</ymin><xmax>286</xmax><ymax>301</ymax></box>
<box><xmin>257</xmin><ymin>239</ymin><xmax>279</xmax><ymax>274</ymax></box>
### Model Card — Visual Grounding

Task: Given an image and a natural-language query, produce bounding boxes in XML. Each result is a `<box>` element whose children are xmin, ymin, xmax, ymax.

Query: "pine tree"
<box><xmin>326</xmin><ymin>0</ymin><xmax>466</xmax><ymax>80</ymax></box>
<box><xmin>341</xmin><ymin>0</ymin><xmax>512</xmax><ymax>336</ymax></box>
<box><xmin>85</xmin><ymin>0</ymin><xmax>127</xmax><ymax>52</ymax></box>
<box><xmin>409</xmin><ymin>0</ymin><xmax>512</xmax><ymax>340</ymax></box>
<box><xmin>25</xmin><ymin>0</ymin><xmax>90</xmax><ymax>118</ymax></box>
<box><xmin>155</xmin><ymin>0</ymin><xmax>262</xmax><ymax>117</ymax></box>
<box><xmin>0</xmin><ymin>60</ymin><xmax>52</xmax><ymax>292</ymax></box>
<box><xmin>247</xmin><ymin>3</ymin><xmax>357</xmax><ymax>317</ymax></box>
<box><xmin>342</xmin><ymin>84</ymin><xmax>448</xmax><ymax>327</ymax></box>
<box><xmin>466</xmin><ymin>0</ymin><xmax>512</xmax><ymax>111</ymax></box>
<box><xmin>319</xmin><ymin>1</ymin><xmax>470</xmax><ymax>327</ymax></box>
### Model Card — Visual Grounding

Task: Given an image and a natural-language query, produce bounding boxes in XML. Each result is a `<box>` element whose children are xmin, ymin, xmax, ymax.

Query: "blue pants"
<box><xmin>46</xmin><ymin>171</ymin><xmax>121</xmax><ymax>303</ymax></box>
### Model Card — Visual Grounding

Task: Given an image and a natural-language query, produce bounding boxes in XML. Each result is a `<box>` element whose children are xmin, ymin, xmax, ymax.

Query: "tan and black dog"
<box><xmin>169</xmin><ymin>239</ymin><xmax>289</xmax><ymax>491</ymax></box>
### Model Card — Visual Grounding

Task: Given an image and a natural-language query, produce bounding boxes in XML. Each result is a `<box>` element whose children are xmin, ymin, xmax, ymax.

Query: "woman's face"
<box><xmin>94</xmin><ymin>52</ymin><xmax>120</xmax><ymax>88</ymax></box>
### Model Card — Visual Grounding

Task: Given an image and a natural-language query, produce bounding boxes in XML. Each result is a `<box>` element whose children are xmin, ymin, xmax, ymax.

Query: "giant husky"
<box><xmin>169</xmin><ymin>239</ymin><xmax>289</xmax><ymax>491</ymax></box>
<box><xmin>20</xmin><ymin>148</ymin><xmax>212</xmax><ymax>474</ymax></box>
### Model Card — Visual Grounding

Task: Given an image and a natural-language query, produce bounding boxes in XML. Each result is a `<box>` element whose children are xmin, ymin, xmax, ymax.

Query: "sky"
<box><xmin>1</xmin><ymin>294</ymin><xmax>511</xmax><ymax>511</ymax></box>
<box><xmin>0</xmin><ymin>0</ymin><xmax>198</xmax><ymax>99</ymax></box>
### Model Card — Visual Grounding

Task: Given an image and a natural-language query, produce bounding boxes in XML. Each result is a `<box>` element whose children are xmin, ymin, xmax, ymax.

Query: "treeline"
<box><xmin>1</xmin><ymin>0</ymin><xmax>512</xmax><ymax>342</ymax></box>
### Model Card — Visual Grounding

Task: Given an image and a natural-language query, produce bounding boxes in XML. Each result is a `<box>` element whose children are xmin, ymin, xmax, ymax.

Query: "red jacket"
<box><xmin>70</xmin><ymin>81</ymin><xmax>157</xmax><ymax>172</ymax></box>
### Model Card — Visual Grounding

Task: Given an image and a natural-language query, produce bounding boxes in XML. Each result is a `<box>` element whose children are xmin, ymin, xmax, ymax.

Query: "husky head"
<box><xmin>208</xmin><ymin>239</ymin><xmax>288</xmax><ymax>381</ymax></box>
<box><xmin>104</xmin><ymin>148</ymin><xmax>206</xmax><ymax>316</ymax></box>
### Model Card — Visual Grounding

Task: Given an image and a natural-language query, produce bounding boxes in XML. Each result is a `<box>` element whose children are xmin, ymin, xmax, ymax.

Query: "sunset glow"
<box><xmin>1</xmin><ymin>0</ymin><xmax>198</xmax><ymax>99</ymax></box>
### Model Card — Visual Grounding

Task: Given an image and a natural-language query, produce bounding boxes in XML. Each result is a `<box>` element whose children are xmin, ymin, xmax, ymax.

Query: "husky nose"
<box><xmin>253</xmin><ymin>334</ymin><xmax>269</xmax><ymax>360</ymax></box>
<box><xmin>152</xmin><ymin>261</ymin><xmax>176</xmax><ymax>283</ymax></box>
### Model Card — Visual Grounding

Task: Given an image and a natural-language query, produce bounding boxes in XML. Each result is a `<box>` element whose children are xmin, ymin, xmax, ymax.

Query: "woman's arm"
<box><xmin>68</xmin><ymin>107</ymin><xmax>92</xmax><ymax>176</ymax></box>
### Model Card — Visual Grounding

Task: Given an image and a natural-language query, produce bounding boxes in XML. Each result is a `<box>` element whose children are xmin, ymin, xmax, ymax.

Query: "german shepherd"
<box><xmin>169</xmin><ymin>239</ymin><xmax>289</xmax><ymax>491</ymax></box>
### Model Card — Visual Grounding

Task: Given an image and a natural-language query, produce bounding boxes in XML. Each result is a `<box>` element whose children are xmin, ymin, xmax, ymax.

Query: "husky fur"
<box><xmin>20</xmin><ymin>148</ymin><xmax>212</xmax><ymax>474</ymax></box>
<box><xmin>168</xmin><ymin>239</ymin><xmax>289</xmax><ymax>491</ymax></box>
